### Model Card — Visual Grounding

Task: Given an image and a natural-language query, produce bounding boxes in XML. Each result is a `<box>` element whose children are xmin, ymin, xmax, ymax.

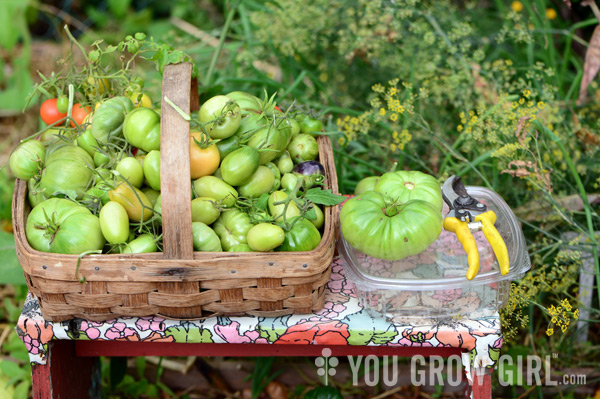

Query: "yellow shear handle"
<box><xmin>443</xmin><ymin>217</ymin><xmax>479</xmax><ymax>280</ymax></box>
<box><xmin>474</xmin><ymin>211</ymin><xmax>510</xmax><ymax>276</ymax></box>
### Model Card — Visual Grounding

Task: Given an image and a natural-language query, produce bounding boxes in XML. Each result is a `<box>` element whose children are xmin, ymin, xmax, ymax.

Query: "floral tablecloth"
<box><xmin>17</xmin><ymin>257</ymin><xmax>502</xmax><ymax>376</ymax></box>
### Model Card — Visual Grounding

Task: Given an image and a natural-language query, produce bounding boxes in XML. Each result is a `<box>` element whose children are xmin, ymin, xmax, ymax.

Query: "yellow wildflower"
<box><xmin>379</xmin><ymin>108</ymin><xmax>386</xmax><ymax>116</ymax></box>
<box><xmin>390</xmin><ymin>143</ymin><xmax>397</xmax><ymax>152</ymax></box>
<box><xmin>574</xmin><ymin>309</ymin><xmax>579</xmax><ymax>319</ymax></box>
<box><xmin>537</xmin><ymin>101</ymin><xmax>545</xmax><ymax>109</ymax></box>
<box><xmin>372</xmin><ymin>83</ymin><xmax>385</xmax><ymax>93</ymax></box>
<box><xmin>546</xmin><ymin>8</ymin><xmax>557</xmax><ymax>20</ymax></box>
<box><xmin>457</xmin><ymin>125</ymin><xmax>463</xmax><ymax>132</ymax></box>
<box><xmin>390</xmin><ymin>113</ymin><xmax>398</xmax><ymax>122</ymax></box>
<box><xmin>511</xmin><ymin>1</ymin><xmax>524</xmax><ymax>12</ymax></box>
<box><xmin>523</xmin><ymin>89</ymin><xmax>531</xmax><ymax>98</ymax></box>
<box><xmin>546</xmin><ymin>327</ymin><xmax>553</xmax><ymax>336</ymax></box>
<box><xmin>389</xmin><ymin>87</ymin><xmax>397</xmax><ymax>96</ymax></box>
<box><xmin>561</xmin><ymin>298</ymin><xmax>572</xmax><ymax>311</ymax></box>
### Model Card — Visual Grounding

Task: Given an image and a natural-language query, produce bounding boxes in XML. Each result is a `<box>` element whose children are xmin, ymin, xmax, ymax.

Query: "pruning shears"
<box><xmin>441</xmin><ymin>176</ymin><xmax>509</xmax><ymax>280</ymax></box>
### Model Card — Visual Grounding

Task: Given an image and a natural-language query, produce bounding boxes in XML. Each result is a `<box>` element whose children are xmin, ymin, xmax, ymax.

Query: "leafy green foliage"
<box><xmin>0</xmin><ymin>231</ymin><xmax>26</xmax><ymax>286</ymax></box>
<box><xmin>305</xmin><ymin>386</ymin><xmax>344</xmax><ymax>399</ymax></box>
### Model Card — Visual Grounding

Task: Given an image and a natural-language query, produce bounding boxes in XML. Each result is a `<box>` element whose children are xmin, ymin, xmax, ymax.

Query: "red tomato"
<box><xmin>70</xmin><ymin>103</ymin><xmax>92</xmax><ymax>128</ymax></box>
<box><xmin>40</xmin><ymin>98</ymin><xmax>67</xmax><ymax>125</ymax></box>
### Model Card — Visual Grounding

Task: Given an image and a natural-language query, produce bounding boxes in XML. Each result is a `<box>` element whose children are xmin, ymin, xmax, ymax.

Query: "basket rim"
<box><xmin>13</xmin><ymin>137</ymin><xmax>339</xmax><ymax>282</ymax></box>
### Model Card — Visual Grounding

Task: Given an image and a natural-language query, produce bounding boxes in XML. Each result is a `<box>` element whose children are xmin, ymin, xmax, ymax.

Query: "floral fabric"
<box><xmin>17</xmin><ymin>257</ymin><xmax>502</xmax><ymax>369</ymax></box>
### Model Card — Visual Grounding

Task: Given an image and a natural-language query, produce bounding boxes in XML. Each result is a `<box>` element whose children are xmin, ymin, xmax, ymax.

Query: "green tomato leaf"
<box><xmin>304</xmin><ymin>188</ymin><xmax>345</xmax><ymax>206</ymax></box>
<box><xmin>304</xmin><ymin>207</ymin><xmax>317</xmax><ymax>220</ymax></box>
<box><xmin>255</xmin><ymin>193</ymin><xmax>269</xmax><ymax>211</ymax></box>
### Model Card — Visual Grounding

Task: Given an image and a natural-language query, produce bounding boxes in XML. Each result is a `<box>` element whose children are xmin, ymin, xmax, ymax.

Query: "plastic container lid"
<box><xmin>339</xmin><ymin>186</ymin><xmax>531</xmax><ymax>291</ymax></box>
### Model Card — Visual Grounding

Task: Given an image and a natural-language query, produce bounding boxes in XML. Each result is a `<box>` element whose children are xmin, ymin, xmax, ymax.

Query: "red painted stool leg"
<box><xmin>31</xmin><ymin>340</ymin><xmax>100</xmax><ymax>399</ymax></box>
<box><xmin>470</xmin><ymin>369</ymin><xmax>492</xmax><ymax>399</ymax></box>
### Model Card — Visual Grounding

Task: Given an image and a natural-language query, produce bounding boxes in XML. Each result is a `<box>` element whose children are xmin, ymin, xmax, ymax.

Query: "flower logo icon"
<box><xmin>315</xmin><ymin>348</ymin><xmax>339</xmax><ymax>385</ymax></box>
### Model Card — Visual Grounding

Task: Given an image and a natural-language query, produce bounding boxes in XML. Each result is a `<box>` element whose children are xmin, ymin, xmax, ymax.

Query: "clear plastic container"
<box><xmin>338</xmin><ymin>186</ymin><xmax>531</xmax><ymax>321</ymax></box>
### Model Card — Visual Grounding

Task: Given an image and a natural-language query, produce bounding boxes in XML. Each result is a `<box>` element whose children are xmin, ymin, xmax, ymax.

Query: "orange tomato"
<box><xmin>40</xmin><ymin>98</ymin><xmax>67</xmax><ymax>125</ymax></box>
<box><xmin>190</xmin><ymin>131</ymin><xmax>220</xmax><ymax>179</ymax></box>
<box><xmin>70</xmin><ymin>103</ymin><xmax>92</xmax><ymax>128</ymax></box>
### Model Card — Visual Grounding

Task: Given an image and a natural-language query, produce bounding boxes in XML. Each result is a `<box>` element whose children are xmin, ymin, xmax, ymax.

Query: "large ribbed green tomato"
<box><xmin>340</xmin><ymin>191</ymin><xmax>442</xmax><ymax>260</ymax></box>
<box><xmin>92</xmin><ymin>96</ymin><xmax>134</xmax><ymax>143</ymax></box>
<box><xmin>213</xmin><ymin>209</ymin><xmax>253</xmax><ymax>251</ymax></box>
<box><xmin>26</xmin><ymin>198</ymin><xmax>105</xmax><ymax>254</ymax></box>
<box><xmin>38</xmin><ymin>144</ymin><xmax>94</xmax><ymax>199</ymax></box>
<box><xmin>192</xmin><ymin>222</ymin><xmax>222</xmax><ymax>252</ymax></box>
<box><xmin>374</xmin><ymin>170</ymin><xmax>443</xmax><ymax>211</ymax></box>
<box><xmin>9</xmin><ymin>140</ymin><xmax>46</xmax><ymax>181</ymax></box>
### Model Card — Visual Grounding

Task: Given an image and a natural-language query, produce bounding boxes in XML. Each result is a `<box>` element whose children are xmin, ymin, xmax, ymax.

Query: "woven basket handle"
<box><xmin>160</xmin><ymin>63</ymin><xmax>199</xmax><ymax>260</ymax></box>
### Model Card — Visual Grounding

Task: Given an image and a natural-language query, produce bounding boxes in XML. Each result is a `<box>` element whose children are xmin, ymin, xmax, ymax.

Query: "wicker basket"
<box><xmin>12</xmin><ymin>63</ymin><xmax>338</xmax><ymax>322</ymax></box>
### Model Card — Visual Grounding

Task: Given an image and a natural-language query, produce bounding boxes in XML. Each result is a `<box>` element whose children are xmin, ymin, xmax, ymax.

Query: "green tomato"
<box><xmin>142</xmin><ymin>188</ymin><xmax>160</xmax><ymax>207</ymax></box>
<box><xmin>247</xmin><ymin>223</ymin><xmax>285</xmax><ymax>251</ymax></box>
<box><xmin>297</xmin><ymin>114</ymin><xmax>323</xmax><ymax>136</ymax></box>
<box><xmin>116</xmin><ymin>156</ymin><xmax>144</xmax><ymax>188</ymax></box>
<box><xmin>220</xmin><ymin>146</ymin><xmax>260</xmax><ymax>186</ymax></box>
<box><xmin>213</xmin><ymin>209</ymin><xmax>254</xmax><ymax>251</ymax></box>
<box><xmin>198</xmin><ymin>95</ymin><xmax>241</xmax><ymax>139</ymax></box>
<box><xmin>225</xmin><ymin>91</ymin><xmax>261</xmax><ymax>115</ymax></box>
<box><xmin>235</xmin><ymin>112</ymin><xmax>267</xmax><ymax>140</ymax></box>
<box><xmin>99</xmin><ymin>201</ymin><xmax>130</xmax><ymax>244</ymax></box>
<box><xmin>56</xmin><ymin>95</ymin><xmax>69</xmax><ymax>114</ymax></box>
<box><xmin>216</xmin><ymin>132</ymin><xmax>241</xmax><ymax>159</ymax></box>
<box><xmin>228</xmin><ymin>244</ymin><xmax>252</xmax><ymax>252</ymax></box>
<box><xmin>192</xmin><ymin>222</ymin><xmax>222</xmax><ymax>252</ymax></box>
<box><xmin>76</xmin><ymin>129</ymin><xmax>100</xmax><ymax>157</ymax></box>
<box><xmin>268</xmin><ymin>190</ymin><xmax>300</xmax><ymax>222</ymax></box>
<box><xmin>27</xmin><ymin>178</ymin><xmax>46</xmax><ymax>208</ymax></box>
<box><xmin>310</xmin><ymin>204</ymin><xmax>324</xmax><ymax>229</ymax></box>
<box><xmin>285</xmin><ymin>118</ymin><xmax>301</xmax><ymax>137</ymax></box>
<box><xmin>26</xmin><ymin>198</ymin><xmax>105</xmax><ymax>254</ymax></box>
<box><xmin>247</xmin><ymin>125</ymin><xmax>291</xmax><ymax>164</ymax></box>
<box><xmin>192</xmin><ymin>176</ymin><xmax>238</xmax><ymax>207</ymax></box>
<box><xmin>123</xmin><ymin>107</ymin><xmax>161</xmax><ymax>152</ymax></box>
<box><xmin>9</xmin><ymin>140</ymin><xmax>46</xmax><ymax>181</ymax></box>
<box><xmin>121</xmin><ymin>234</ymin><xmax>158</xmax><ymax>254</ymax></box>
<box><xmin>276</xmin><ymin>218</ymin><xmax>321</xmax><ymax>252</ymax></box>
<box><xmin>280</xmin><ymin>173</ymin><xmax>298</xmax><ymax>192</ymax></box>
<box><xmin>41</xmin><ymin>128</ymin><xmax>72</xmax><ymax>144</ymax></box>
<box><xmin>375</xmin><ymin>170</ymin><xmax>443</xmax><ymax>211</ymax></box>
<box><xmin>93</xmin><ymin>150</ymin><xmax>110</xmax><ymax>168</ymax></box>
<box><xmin>238</xmin><ymin>166</ymin><xmax>275</xmax><ymax>198</ymax></box>
<box><xmin>143</xmin><ymin>150</ymin><xmax>161</xmax><ymax>191</ymax></box>
<box><xmin>84</xmin><ymin>182</ymin><xmax>111</xmax><ymax>209</ymax></box>
<box><xmin>39</xmin><ymin>145</ymin><xmax>94</xmax><ymax>199</ymax></box>
<box><xmin>276</xmin><ymin>151</ymin><xmax>294</xmax><ymax>174</ymax></box>
<box><xmin>340</xmin><ymin>190</ymin><xmax>442</xmax><ymax>260</ymax></box>
<box><xmin>354</xmin><ymin>176</ymin><xmax>380</xmax><ymax>195</ymax></box>
<box><xmin>287</xmin><ymin>134</ymin><xmax>319</xmax><ymax>164</ymax></box>
<box><xmin>265</xmin><ymin>162</ymin><xmax>281</xmax><ymax>191</ymax></box>
<box><xmin>92</xmin><ymin>96</ymin><xmax>134</xmax><ymax>143</ymax></box>
<box><xmin>191</xmin><ymin>197</ymin><xmax>221</xmax><ymax>225</ymax></box>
